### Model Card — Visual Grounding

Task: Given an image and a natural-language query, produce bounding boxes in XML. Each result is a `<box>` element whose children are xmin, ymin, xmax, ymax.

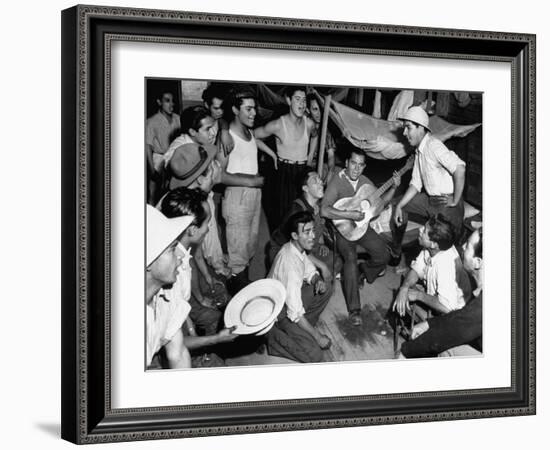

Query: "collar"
<box><xmin>425</xmin><ymin>246</ymin><xmax>456</xmax><ymax>265</ymax></box>
<box><xmin>176</xmin><ymin>242</ymin><xmax>193</xmax><ymax>268</ymax></box>
<box><xmin>149</xmin><ymin>288</ymin><xmax>169</xmax><ymax>308</ymax></box>
<box><xmin>339</xmin><ymin>169</ymin><xmax>360</xmax><ymax>186</ymax></box>
<box><xmin>289</xmin><ymin>241</ymin><xmax>307</xmax><ymax>262</ymax></box>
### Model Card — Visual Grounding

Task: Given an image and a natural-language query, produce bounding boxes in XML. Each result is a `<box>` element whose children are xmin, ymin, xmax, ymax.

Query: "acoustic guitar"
<box><xmin>332</xmin><ymin>156</ymin><xmax>415</xmax><ymax>241</ymax></box>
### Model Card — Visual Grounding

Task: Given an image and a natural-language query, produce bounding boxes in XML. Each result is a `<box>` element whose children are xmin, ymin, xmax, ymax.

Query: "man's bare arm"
<box><xmin>163</xmin><ymin>329</ymin><xmax>192</xmax><ymax>369</ymax></box>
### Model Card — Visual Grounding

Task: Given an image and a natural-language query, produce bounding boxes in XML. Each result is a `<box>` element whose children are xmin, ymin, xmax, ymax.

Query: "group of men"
<box><xmin>145</xmin><ymin>82</ymin><xmax>481</xmax><ymax>368</ymax></box>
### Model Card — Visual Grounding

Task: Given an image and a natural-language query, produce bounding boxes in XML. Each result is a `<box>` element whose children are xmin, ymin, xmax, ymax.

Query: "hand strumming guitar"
<box><xmin>347</xmin><ymin>210</ymin><xmax>365</xmax><ymax>222</ymax></box>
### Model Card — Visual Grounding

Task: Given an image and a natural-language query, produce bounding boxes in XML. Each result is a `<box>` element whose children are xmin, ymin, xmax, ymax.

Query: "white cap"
<box><xmin>399</xmin><ymin>106</ymin><xmax>431</xmax><ymax>132</ymax></box>
<box><xmin>146</xmin><ymin>205</ymin><xmax>194</xmax><ymax>266</ymax></box>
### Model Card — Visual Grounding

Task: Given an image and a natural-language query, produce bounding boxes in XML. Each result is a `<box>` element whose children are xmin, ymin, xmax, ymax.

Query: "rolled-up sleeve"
<box><xmin>433</xmin><ymin>142</ymin><xmax>465</xmax><ymax>174</ymax></box>
<box><xmin>303</xmin><ymin>255</ymin><xmax>319</xmax><ymax>284</ymax></box>
<box><xmin>284</xmin><ymin>269</ymin><xmax>307</xmax><ymax>322</ymax></box>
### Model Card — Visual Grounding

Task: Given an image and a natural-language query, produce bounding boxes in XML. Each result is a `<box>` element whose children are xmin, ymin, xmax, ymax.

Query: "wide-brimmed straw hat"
<box><xmin>224</xmin><ymin>279</ymin><xmax>286</xmax><ymax>335</ymax></box>
<box><xmin>146</xmin><ymin>205</ymin><xmax>194</xmax><ymax>266</ymax></box>
<box><xmin>398</xmin><ymin>106</ymin><xmax>431</xmax><ymax>132</ymax></box>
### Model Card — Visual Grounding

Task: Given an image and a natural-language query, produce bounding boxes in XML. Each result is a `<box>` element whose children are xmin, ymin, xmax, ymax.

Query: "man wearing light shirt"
<box><xmin>392</xmin><ymin>214</ymin><xmax>471</xmax><ymax>318</ymax></box>
<box><xmin>391</xmin><ymin>106</ymin><xmax>466</xmax><ymax>260</ymax></box>
<box><xmin>266</xmin><ymin>211</ymin><xmax>333</xmax><ymax>363</ymax></box>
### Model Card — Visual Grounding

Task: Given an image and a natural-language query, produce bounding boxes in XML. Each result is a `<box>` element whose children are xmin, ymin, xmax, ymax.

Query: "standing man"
<box><xmin>321</xmin><ymin>148</ymin><xmax>399</xmax><ymax>326</ymax></box>
<box><xmin>306</xmin><ymin>94</ymin><xmax>338</xmax><ymax>183</ymax></box>
<box><xmin>202</xmin><ymin>83</ymin><xmax>234</xmax><ymax>155</ymax></box>
<box><xmin>391</xmin><ymin>106</ymin><xmax>466</xmax><ymax>261</ymax></box>
<box><xmin>267</xmin><ymin>211</ymin><xmax>333</xmax><ymax>363</ymax></box>
<box><xmin>222</xmin><ymin>88</ymin><xmax>277</xmax><ymax>295</ymax></box>
<box><xmin>254</xmin><ymin>86</ymin><xmax>318</xmax><ymax>224</ymax></box>
<box><xmin>146</xmin><ymin>91</ymin><xmax>181</xmax><ymax>204</ymax></box>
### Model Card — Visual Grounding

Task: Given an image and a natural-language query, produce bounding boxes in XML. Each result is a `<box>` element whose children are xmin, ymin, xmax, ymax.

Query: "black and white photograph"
<box><xmin>145</xmin><ymin>79</ymin><xmax>483</xmax><ymax>370</ymax></box>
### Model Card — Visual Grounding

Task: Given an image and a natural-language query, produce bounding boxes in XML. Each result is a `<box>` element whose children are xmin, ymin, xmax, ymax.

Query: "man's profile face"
<box><xmin>403</xmin><ymin>120</ymin><xmax>425</xmax><ymax>147</ymax></box>
<box><xmin>158</xmin><ymin>93</ymin><xmax>174</xmax><ymax>115</ymax></box>
<box><xmin>418</xmin><ymin>223</ymin><xmax>434</xmax><ymax>250</ymax></box>
<box><xmin>287</xmin><ymin>90</ymin><xmax>306</xmax><ymax>118</ymax></box>
<box><xmin>462</xmin><ymin>229</ymin><xmax>482</xmax><ymax>273</ymax></box>
<box><xmin>235</xmin><ymin>98</ymin><xmax>257</xmax><ymax>128</ymax></box>
<box><xmin>191</xmin><ymin>116</ymin><xmax>217</xmax><ymax>145</ymax></box>
<box><xmin>207</xmin><ymin>97</ymin><xmax>224</xmax><ymax>121</ymax></box>
<box><xmin>149</xmin><ymin>240</ymin><xmax>181</xmax><ymax>286</ymax></box>
<box><xmin>189</xmin><ymin>201</ymin><xmax>211</xmax><ymax>246</ymax></box>
<box><xmin>305</xmin><ymin>172</ymin><xmax>324</xmax><ymax>199</ymax></box>
<box><xmin>293</xmin><ymin>221</ymin><xmax>316</xmax><ymax>252</ymax></box>
<box><xmin>345</xmin><ymin>152</ymin><xmax>366</xmax><ymax>181</ymax></box>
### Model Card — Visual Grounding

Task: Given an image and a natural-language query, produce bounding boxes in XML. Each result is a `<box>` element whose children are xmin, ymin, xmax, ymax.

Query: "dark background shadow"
<box><xmin>35</xmin><ymin>423</ymin><xmax>60</xmax><ymax>438</ymax></box>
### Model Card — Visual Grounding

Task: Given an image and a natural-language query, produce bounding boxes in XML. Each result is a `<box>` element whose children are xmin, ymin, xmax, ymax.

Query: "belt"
<box><xmin>278</xmin><ymin>157</ymin><xmax>307</xmax><ymax>165</ymax></box>
<box><xmin>428</xmin><ymin>193</ymin><xmax>453</xmax><ymax>199</ymax></box>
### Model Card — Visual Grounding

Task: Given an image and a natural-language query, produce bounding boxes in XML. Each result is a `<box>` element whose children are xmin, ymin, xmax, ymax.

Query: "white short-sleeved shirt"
<box><xmin>145</xmin><ymin>244</ymin><xmax>192</xmax><ymax>365</ymax></box>
<box><xmin>410</xmin><ymin>133</ymin><xmax>465</xmax><ymax>195</ymax></box>
<box><xmin>410</xmin><ymin>246</ymin><xmax>466</xmax><ymax>312</ymax></box>
<box><xmin>268</xmin><ymin>242</ymin><xmax>318</xmax><ymax>322</ymax></box>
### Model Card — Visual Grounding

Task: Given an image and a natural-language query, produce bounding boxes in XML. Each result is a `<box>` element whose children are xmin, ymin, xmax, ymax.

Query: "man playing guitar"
<box><xmin>321</xmin><ymin>148</ymin><xmax>400</xmax><ymax>326</ymax></box>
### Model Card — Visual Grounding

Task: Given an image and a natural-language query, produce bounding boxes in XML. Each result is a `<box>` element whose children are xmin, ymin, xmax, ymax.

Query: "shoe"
<box><xmin>350</xmin><ymin>311</ymin><xmax>363</xmax><ymax>326</ymax></box>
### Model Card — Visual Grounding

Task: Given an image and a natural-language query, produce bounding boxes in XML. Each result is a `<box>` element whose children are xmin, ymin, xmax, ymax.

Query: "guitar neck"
<box><xmin>368</xmin><ymin>157</ymin><xmax>414</xmax><ymax>207</ymax></box>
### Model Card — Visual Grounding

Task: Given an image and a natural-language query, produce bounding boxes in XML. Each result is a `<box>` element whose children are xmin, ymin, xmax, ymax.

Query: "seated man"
<box><xmin>399</xmin><ymin>227</ymin><xmax>483</xmax><ymax>358</ymax></box>
<box><xmin>321</xmin><ymin>148</ymin><xmax>399</xmax><ymax>326</ymax></box>
<box><xmin>268</xmin><ymin>169</ymin><xmax>341</xmax><ymax>281</ymax></box>
<box><xmin>266</xmin><ymin>211</ymin><xmax>333</xmax><ymax>363</ymax></box>
<box><xmin>392</xmin><ymin>214</ymin><xmax>471</xmax><ymax>319</ymax></box>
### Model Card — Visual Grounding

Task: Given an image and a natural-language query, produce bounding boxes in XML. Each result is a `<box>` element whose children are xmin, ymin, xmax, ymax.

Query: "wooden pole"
<box><xmin>317</xmin><ymin>94</ymin><xmax>331</xmax><ymax>177</ymax></box>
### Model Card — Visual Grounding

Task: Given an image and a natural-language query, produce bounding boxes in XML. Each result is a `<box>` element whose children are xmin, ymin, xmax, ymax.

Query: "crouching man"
<box><xmin>266</xmin><ymin>211</ymin><xmax>333</xmax><ymax>363</ymax></box>
<box><xmin>392</xmin><ymin>214</ymin><xmax>470</xmax><ymax>319</ymax></box>
<box><xmin>399</xmin><ymin>228</ymin><xmax>483</xmax><ymax>358</ymax></box>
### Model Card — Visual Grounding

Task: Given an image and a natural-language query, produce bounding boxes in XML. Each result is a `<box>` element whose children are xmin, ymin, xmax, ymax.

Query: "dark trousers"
<box><xmin>273</xmin><ymin>161</ymin><xmax>306</xmax><ymax>226</ymax></box>
<box><xmin>188</xmin><ymin>295</ymin><xmax>222</xmax><ymax>336</ymax></box>
<box><xmin>266</xmin><ymin>283</ymin><xmax>333</xmax><ymax>363</ymax></box>
<box><xmin>335</xmin><ymin>227</ymin><xmax>390</xmax><ymax>314</ymax></box>
<box><xmin>401</xmin><ymin>295</ymin><xmax>482</xmax><ymax>358</ymax></box>
<box><xmin>391</xmin><ymin>193</ymin><xmax>464</xmax><ymax>254</ymax></box>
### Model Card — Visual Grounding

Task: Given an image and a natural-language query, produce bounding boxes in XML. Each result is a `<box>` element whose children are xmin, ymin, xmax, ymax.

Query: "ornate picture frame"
<box><xmin>61</xmin><ymin>4</ymin><xmax>535</xmax><ymax>444</ymax></box>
